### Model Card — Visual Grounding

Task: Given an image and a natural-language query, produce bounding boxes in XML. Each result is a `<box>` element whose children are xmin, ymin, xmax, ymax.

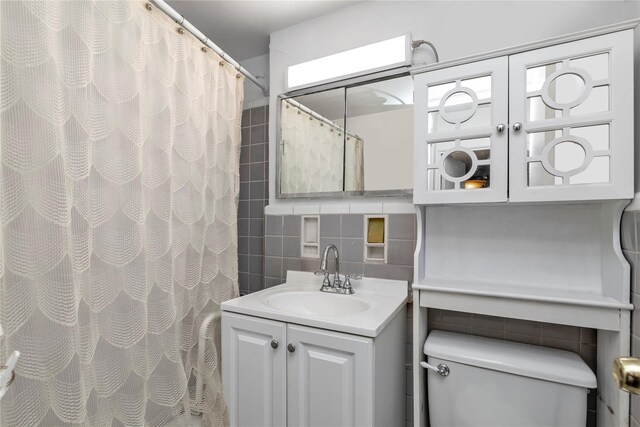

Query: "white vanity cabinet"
<box><xmin>222</xmin><ymin>313</ymin><xmax>287</xmax><ymax>427</ymax></box>
<box><xmin>413</xmin><ymin>29</ymin><xmax>633</xmax><ymax>204</ymax></box>
<box><xmin>222</xmin><ymin>310</ymin><xmax>405</xmax><ymax>427</ymax></box>
<box><xmin>287</xmin><ymin>324</ymin><xmax>373</xmax><ymax>426</ymax></box>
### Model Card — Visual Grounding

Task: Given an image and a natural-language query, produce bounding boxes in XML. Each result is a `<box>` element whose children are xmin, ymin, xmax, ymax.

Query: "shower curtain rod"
<box><xmin>149</xmin><ymin>0</ymin><xmax>269</xmax><ymax>96</ymax></box>
<box><xmin>284</xmin><ymin>98</ymin><xmax>362</xmax><ymax>141</ymax></box>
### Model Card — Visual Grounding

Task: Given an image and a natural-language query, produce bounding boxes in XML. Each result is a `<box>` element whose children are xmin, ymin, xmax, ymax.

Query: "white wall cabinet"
<box><xmin>222</xmin><ymin>311</ymin><xmax>404</xmax><ymax>427</ymax></box>
<box><xmin>414</xmin><ymin>29</ymin><xmax>633</xmax><ymax>204</ymax></box>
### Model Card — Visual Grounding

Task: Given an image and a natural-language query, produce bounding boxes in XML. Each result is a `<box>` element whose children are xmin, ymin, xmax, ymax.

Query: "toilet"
<box><xmin>424</xmin><ymin>331</ymin><xmax>597</xmax><ymax>427</ymax></box>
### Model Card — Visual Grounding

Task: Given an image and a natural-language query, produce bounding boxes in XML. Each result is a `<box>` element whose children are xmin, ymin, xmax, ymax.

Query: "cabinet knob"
<box><xmin>513</xmin><ymin>122</ymin><xmax>522</xmax><ymax>131</ymax></box>
<box><xmin>271</xmin><ymin>340</ymin><xmax>278</xmax><ymax>349</ymax></box>
<box><xmin>496</xmin><ymin>124</ymin><xmax>505</xmax><ymax>133</ymax></box>
<box><xmin>287</xmin><ymin>343</ymin><xmax>296</xmax><ymax>353</ymax></box>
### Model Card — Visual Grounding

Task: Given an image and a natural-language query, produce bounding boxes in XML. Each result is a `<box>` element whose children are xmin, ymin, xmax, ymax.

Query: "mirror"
<box><xmin>525</xmin><ymin>53</ymin><xmax>612</xmax><ymax>188</ymax></box>
<box><xmin>280</xmin><ymin>88</ymin><xmax>346</xmax><ymax>194</ymax></box>
<box><xmin>278</xmin><ymin>74</ymin><xmax>413</xmax><ymax>198</ymax></box>
<box><xmin>526</xmin><ymin>125</ymin><xmax>610</xmax><ymax>186</ymax></box>
<box><xmin>443</xmin><ymin>151</ymin><xmax>473</xmax><ymax>178</ymax></box>
<box><xmin>442</xmin><ymin>91</ymin><xmax>475</xmax><ymax>122</ymax></box>
<box><xmin>548</xmin><ymin>73</ymin><xmax>585</xmax><ymax>105</ymax></box>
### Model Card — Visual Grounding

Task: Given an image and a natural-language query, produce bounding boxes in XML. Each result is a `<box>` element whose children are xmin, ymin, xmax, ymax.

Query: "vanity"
<box><xmin>221</xmin><ymin>271</ymin><xmax>408</xmax><ymax>427</ymax></box>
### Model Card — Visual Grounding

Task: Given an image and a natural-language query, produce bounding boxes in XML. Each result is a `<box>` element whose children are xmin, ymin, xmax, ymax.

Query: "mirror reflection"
<box><xmin>280</xmin><ymin>88</ymin><xmax>346</xmax><ymax>194</ymax></box>
<box><xmin>426</xmin><ymin>139</ymin><xmax>491</xmax><ymax>191</ymax></box>
<box><xmin>278</xmin><ymin>75</ymin><xmax>413</xmax><ymax>197</ymax></box>
<box><xmin>526</xmin><ymin>126</ymin><xmax>610</xmax><ymax>186</ymax></box>
<box><xmin>345</xmin><ymin>76</ymin><xmax>414</xmax><ymax>192</ymax></box>
<box><xmin>525</xmin><ymin>53</ymin><xmax>612</xmax><ymax>188</ymax></box>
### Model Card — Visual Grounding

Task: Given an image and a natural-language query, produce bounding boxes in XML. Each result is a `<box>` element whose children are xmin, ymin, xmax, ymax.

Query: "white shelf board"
<box><xmin>414</xmin><ymin>279</ymin><xmax>632</xmax><ymax>331</ymax></box>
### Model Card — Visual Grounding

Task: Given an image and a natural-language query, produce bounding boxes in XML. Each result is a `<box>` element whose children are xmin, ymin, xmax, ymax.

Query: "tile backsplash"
<box><xmin>264</xmin><ymin>213</ymin><xmax>416</xmax><ymax>288</ymax></box>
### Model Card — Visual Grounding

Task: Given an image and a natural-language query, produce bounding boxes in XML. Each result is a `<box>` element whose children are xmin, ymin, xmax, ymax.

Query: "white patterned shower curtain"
<box><xmin>280</xmin><ymin>100</ymin><xmax>344</xmax><ymax>193</ymax></box>
<box><xmin>280</xmin><ymin>100</ymin><xmax>364</xmax><ymax>194</ymax></box>
<box><xmin>344</xmin><ymin>135</ymin><xmax>364</xmax><ymax>192</ymax></box>
<box><xmin>0</xmin><ymin>1</ymin><xmax>243</xmax><ymax>425</ymax></box>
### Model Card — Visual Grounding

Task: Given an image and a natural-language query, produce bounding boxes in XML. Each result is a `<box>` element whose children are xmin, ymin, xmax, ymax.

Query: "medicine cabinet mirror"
<box><xmin>277</xmin><ymin>74</ymin><xmax>414</xmax><ymax>198</ymax></box>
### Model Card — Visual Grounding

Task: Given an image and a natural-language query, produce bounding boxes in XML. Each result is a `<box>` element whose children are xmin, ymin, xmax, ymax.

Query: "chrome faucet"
<box><xmin>320</xmin><ymin>244</ymin><xmax>341</xmax><ymax>289</ymax></box>
<box><xmin>315</xmin><ymin>244</ymin><xmax>360</xmax><ymax>295</ymax></box>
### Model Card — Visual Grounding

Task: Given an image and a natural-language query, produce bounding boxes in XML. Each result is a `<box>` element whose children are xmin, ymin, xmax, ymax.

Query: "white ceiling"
<box><xmin>166</xmin><ymin>0</ymin><xmax>363</xmax><ymax>61</ymax></box>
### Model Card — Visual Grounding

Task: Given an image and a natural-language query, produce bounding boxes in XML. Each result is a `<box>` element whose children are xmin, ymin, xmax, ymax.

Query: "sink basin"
<box><xmin>262</xmin><ymin>289</ymin><xmax>370</xmax><ymax>316</ymax></box>
<box><xmin>221</xmin><ymin>270</ymin><xmax>408</xmax><ymax>337</ymax></box>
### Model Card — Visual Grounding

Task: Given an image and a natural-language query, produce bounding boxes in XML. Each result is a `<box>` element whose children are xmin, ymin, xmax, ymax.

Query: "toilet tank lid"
<box><xmin>424</xmin><ymin>331</ymin><xmax>597</xmax><ymax>388</ymax></box>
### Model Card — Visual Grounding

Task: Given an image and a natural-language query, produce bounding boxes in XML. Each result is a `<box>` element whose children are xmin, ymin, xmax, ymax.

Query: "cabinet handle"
<box><xmin>271</xmin><ymin>340</ymin><xmax>278</xmax><ymax>349</ymax></box>
<box><xmin>512</xmin><ymin>122</ymin><xmax>522</xmax><ymax>131</ymax></box>
<box><xmin>496</xmin><ymin>124</ymin><xmax>505</xmax><ymax>133</ymax></box>
<box><xmin>287</xmin><ymin>343</ymin><xmax>296</xmax><ymax>353</ymax></box>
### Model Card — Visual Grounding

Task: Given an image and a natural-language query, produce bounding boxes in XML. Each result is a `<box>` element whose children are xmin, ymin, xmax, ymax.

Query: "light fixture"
<box><xmin>286</xmin><ymin>34</ymin><xmax>411</xmax><ymax>91</ymax></box>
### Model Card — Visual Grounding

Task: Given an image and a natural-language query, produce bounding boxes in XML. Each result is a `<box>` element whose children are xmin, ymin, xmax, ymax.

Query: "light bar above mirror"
<box><xmin>286</xmin><ymin>34</ymin><xmax>411</xmax><ymax>91</ymax></box>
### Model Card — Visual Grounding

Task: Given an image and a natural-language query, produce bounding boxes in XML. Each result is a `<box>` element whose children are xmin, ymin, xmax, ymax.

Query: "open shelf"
<box><xmin>413</xmin><ymin>201</ymin><xmax>632</xmax><ymax>312</ymax></box>
<box><xmin>414</xmin><ymin>278</ymin><xmax>631</xmax><ymax>331</ymax></box>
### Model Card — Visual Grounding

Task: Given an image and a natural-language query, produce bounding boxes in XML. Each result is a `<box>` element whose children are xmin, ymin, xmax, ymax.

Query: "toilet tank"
<box><xmin>424</xmin><ymin>331</ymin><xmax>597</xmax><ymax>427</ymax></box>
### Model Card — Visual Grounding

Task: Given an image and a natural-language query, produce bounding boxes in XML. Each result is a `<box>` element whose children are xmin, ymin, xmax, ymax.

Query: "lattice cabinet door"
<box><xmin>508</xmin><ymin>30</ymin><xmax>634</xmax><ymax>202</ymax></box>
<box><xmin>414</xmin><ymin>57</ymin><xmax>508</xmax><ymax>204</ymax></box>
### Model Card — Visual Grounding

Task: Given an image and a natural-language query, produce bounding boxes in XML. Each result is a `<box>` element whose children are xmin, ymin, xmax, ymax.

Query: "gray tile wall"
<box><xmin>238</xmin><ymin>106</ymin><xmax>269</xmax><ymax>295</ymax></box>
<box><xmin>621</xmin><ymin>210</ymin><xmax>640</xmax><ymax>427</ymax></box>
<box><xmin>264</xmin><ymin>214</ymin><xmax>416</xmax><ymax>287</ymax></box>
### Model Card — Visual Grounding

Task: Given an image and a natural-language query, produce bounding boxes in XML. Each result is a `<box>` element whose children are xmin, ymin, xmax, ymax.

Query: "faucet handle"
<box><xmin>314</xmin><ymin>270</ymin><xmax>331</xmax><ymax>289</ymax></box>
<box><xmin>343</xmin><ymin>273</ymin><xmax>362</xmax><ymax>294</ymax></box>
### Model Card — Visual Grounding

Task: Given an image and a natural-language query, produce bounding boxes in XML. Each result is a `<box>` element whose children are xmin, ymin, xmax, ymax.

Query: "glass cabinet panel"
<box><xmin>414</xmin><ymin>56</ymin><xmax>508</xmax><ymax>204</ymax></box>
<box><xmin>509</xmin><ymin>30</ymin><xmax>633</xmax><ymax>202</ymax></box>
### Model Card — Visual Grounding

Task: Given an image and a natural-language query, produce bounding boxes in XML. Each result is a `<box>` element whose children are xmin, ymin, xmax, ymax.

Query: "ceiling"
<box><xmin>292</xmin><ymin>75</ymin><xmax>414</xmax><ymax>121</ymax></box>
<box><xmin>166</xmin><ymin>0</ymin><xmax>363</xmax><ymax>61</ymax></box>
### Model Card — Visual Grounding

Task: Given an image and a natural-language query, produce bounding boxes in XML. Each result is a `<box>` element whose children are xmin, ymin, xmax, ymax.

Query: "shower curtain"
<box><xmin>344</xmin><ymin>135</ymin><xmax>365</xmax><ymax>192</ymax></box>
<box><xmin>280</xmin><ymin>100</ymin><xmax>364</xmax><ymax>194</ymax></box>
<box><xmin>280</xmin><ymin>100</ymin><xmax>344</xmax><ymax>193</ymax></box>
<box><xmin>0</xmin><ymin>1</ymin><xmax>243</xmax><ymax>425</ymax></box>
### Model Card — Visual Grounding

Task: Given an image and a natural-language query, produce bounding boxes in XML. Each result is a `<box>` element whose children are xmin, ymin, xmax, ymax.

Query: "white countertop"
<box><xmin>222</xmin><ymin>271</ymin><xmax>408</xmax><ymax>337</ymax></box>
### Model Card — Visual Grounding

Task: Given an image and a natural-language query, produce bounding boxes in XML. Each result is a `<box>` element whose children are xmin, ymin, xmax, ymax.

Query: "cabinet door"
<box><xmin>414</xmin><ymin>56</ymin><xmax>508</xmax><ymax>204</ymax></box>
<box><xmin>222</xmin><ymin>312</ymin><xmax>286</xmax><ymax>427</ymax></box>
<box><xmin>509</xmin><ymin>30</ymin><xmax>633</xmax><ymax>202</ymax></box>
<box><xmin>287</xmin><ymin>324</ymin><xmax>373</xmax><ymax>427</ymax></box>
